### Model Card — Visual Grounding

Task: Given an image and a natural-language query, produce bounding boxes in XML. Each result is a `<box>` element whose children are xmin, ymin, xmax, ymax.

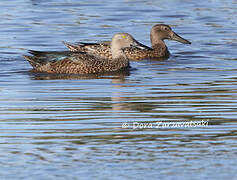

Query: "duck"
<box><xmin>23</xmin><ymin>33</ymin><xmax>145</xmax><ymax>74</ymax></box>
<box><xmin>63</xmin><ymin>24</ymin><xmax>191</xmax><ymax>60</ymax></box>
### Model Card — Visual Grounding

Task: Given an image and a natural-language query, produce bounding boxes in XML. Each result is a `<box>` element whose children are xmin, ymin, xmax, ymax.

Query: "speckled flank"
<box><xmin>24</xmin><ymin>54</ymin><xmax>129</xmax><ymax>74</ymax></box>
<box><xmin>64</xmin><ymin>24</ymin><xmax>191</xmax><ymax>60</ymax></box>
<box><xmin>123</xmin><ymin>43</ymin><xmax>168</xmax><ymax>60</ymax></box>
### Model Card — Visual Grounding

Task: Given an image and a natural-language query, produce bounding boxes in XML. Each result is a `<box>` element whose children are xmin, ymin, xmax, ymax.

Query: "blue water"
<box><xmin>0</xmin><ymin>0</ymin><xmax>237</xmax><ymax>179</ymax></box>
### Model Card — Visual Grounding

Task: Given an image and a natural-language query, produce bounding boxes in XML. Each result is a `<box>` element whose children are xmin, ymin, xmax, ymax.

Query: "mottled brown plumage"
<box><xmin>64</xmin><ymin>24</ymin><xmax>191</xmax><ymax>60</ymax></box>
<box><xmin>23</xmin><ymin>33</ymin><xmax>145</xmax><ymax>74</ymax></box>
<box><xmin>25</xmin><ymin>54</ymin><xmax>129</xmax><ymax>74</ymax></box>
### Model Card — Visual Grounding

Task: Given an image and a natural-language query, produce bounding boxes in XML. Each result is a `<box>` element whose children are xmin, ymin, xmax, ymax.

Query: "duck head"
<box><xmin>150</xmin><ymin>24</ymin><xmax>191</xmax><ymax>45</ymax></box>
<box><xmin>111</xmin><ymin>33</ymin><xmax>149</xmax><ymax>59</ymax></box>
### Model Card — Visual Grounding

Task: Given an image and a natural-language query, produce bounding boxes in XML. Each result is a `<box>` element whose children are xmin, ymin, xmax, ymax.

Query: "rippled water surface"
<box><xmin>1</xmin><ymin>0</ymin><xmax>237</xmax><ymax>179</ymax></box>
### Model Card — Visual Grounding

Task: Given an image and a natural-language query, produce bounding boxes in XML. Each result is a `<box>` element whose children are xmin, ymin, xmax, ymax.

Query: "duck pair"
<box><xmin>23</xmin><ymin>24</ymin><xmax>191</xmax><ymax>74</ymax></box>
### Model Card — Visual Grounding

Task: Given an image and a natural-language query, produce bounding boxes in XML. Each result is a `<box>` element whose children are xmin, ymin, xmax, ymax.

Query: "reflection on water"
<box><xmin>29</xmin><ymin>69</ymin><xmax>131</xmax><ymax>80</ymax></box>
<box><xmin>1</xmin><ymin>0</ymin><xmax>237</xmax><ymax>179</ymax></box>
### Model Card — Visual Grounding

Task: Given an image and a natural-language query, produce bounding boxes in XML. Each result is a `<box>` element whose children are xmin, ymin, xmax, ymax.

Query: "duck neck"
<box><xmin>111</xmin><ymin>47</ymin><xmax>127</xmax><ymax>60</ymax></box>
<box><xmin>150</xmin><ymin>34</ymin><xmax>166</xmax><ymax>49</ymax></box>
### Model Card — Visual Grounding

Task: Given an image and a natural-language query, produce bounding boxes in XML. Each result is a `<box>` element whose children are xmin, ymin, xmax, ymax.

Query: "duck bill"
<box><xmin>133</xmin><ymin>41</ymin><xmax>152</xmax><ymax>50</ymax></box>
<box><xmin>170</xmin><ymin>32</ymin><xmax>191</xmax><ymax>44</ymax></box>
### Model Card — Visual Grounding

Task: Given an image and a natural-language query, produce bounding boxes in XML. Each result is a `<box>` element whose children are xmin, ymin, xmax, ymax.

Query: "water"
<box><xmin>1</xmin><ymin>0</ymin><xmax>237</xmax><ymax>179</ymax></box>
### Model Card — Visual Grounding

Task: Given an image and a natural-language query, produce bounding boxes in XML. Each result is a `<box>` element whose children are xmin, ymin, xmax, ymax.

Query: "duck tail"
<box><xmin>28</xmin><ymin>50</ymin><xmax>57</xmax><ymax>57</ymax></box>
<box><xmin>23</xmin><ymin>55</ymin><xmax>43</xmax><ymax>69</ymax></box>
<box><xmin>62</xmin><ymin>41</ymin><xmax>83</xmax><ymax>52</ymax></box>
